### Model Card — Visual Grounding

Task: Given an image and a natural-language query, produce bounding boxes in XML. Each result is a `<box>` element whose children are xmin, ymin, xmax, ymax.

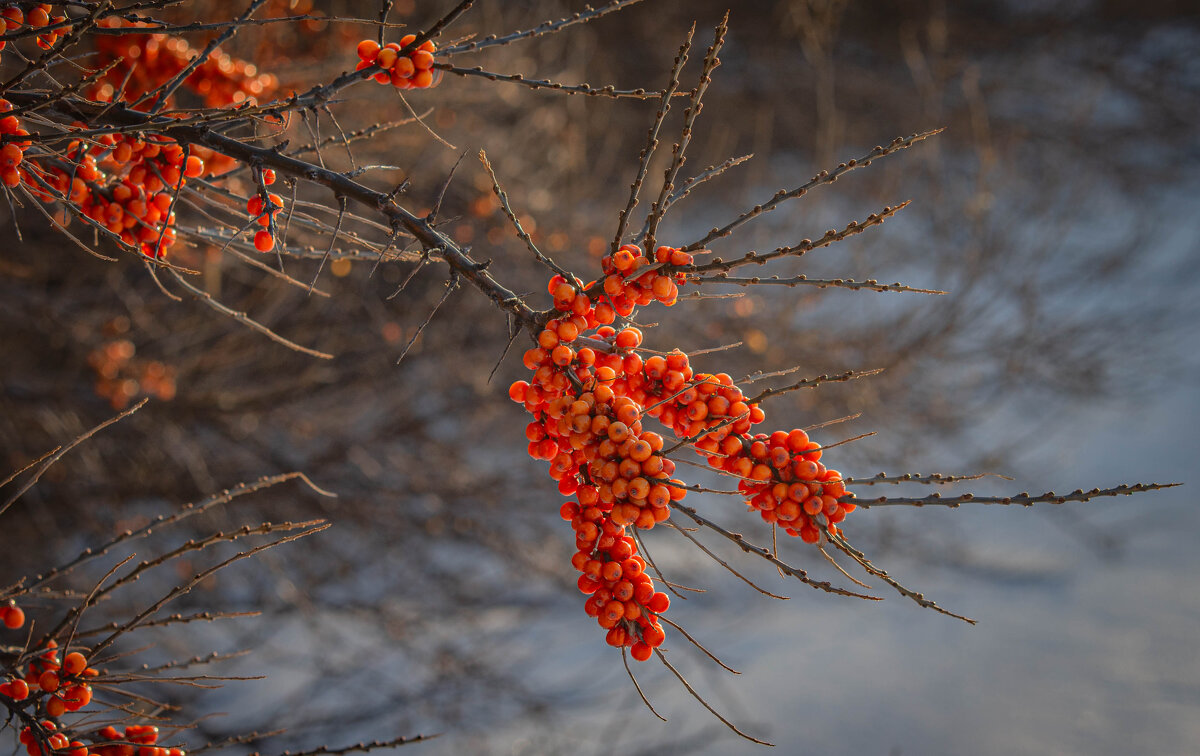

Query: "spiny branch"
<box><xmin>433</xmin><ymin>64</ymin><xmax>664</xmax><ymax>98</ymax></box>
<box><xmin>692</xmin><ymin>273</ymin><xmax>945</xmax><ymax>295</ymax></box>
<box><xmin>684</xmin><ymin>129</ymin><xmax>941</xmax><ymax>251</ymax></box>
<box><xmin>667</xmin><ymin>500</ymin><xmax>879</xmax><ymax>600</ymax></box>
<box><xmin>684</xmin><ymin>201</ymin><xmax>912</xmax><ymax>275</ymax></box>
<box><xmin>643</xmin><ymin>13</ymin><xmax>727</xmax><ymax>253</ymax></box>
<box><xmin>438</xmin><ymin>0</ymin><xmax>647</xmax><ymax>55</ymax></box>
<box><xmin>852</xmin><ymin>482</ymin><xmax>1181</xmax><ymax>508</ymax></box>
<box><xmin>1</xmin><ymin>399</ymin><xmax>147</xmax><ymax>518</ymax></box>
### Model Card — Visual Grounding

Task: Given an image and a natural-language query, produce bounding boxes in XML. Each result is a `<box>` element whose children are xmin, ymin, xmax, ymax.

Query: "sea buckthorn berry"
<box><xmin>614</xmin><ymin>327</ymin><xmax>642</xmax><ymax>349</ymax></box>
<box><xmin>646</xmin><ymin>591</ymin><xmax>670</xmax><ymax>614</ymax></box>
<box><xmin>46</xmin><ymin>696</ymin><xmax>67</xmax><ymax>718</ymax></box>
<box><xmin>376</xmin><ymin>46</ymin><xmax>398</xmax><ymax>69</ymax></box>
<box><xmin>183</xmin><ymin>155</ymin><xmax>204</xmax><ymax>178</ymax></box>
<box><xmin>253</xmin><ymin>230</ymin><xmax>274</xmax><ymax>252</ymax></box>
<box><xmin>63</xmin><ymin>652</ymin><xmax>87</xmax><ymax>676</ymax></box>
<box><xmin>355</xmin><ymin>39</ymin><xmax>379</xmax><ymax>61</ymax></box>
<box><xmin>509</xmin><ymin>381</ymin><xmax>529</xmax><ymax>403</ymax></box>
<box><xmin>63</xmin><ymin>684</ymin><xmax>91</xmax><ymax>711</ymax></box>
<box><xmin>605</xmin><ymin>625</ymin><xmax>627</xmax><ymax>647</ymax></box>
<box><xmin>2</xmin><ymin>605</ymin><xmax>23</xmax><ymax>628</ymax></box>
<box><xmin>38</xmin><ymin>670</ymin><xmax>60</xmax><ymax>692</ymax></box>
<box><xmin>412</xmin><ymin>50</ymin><xmax>435</xmax><ymax>70</ymax></box>
<box><xmin>642</xmin><ymin>623</ymin><xmax>666</xmax><ymax>648</ymax></box>
<box><xmin>7</xmin><ymin>679</ymin><xmax>28</xmax><ymax>700</ymax></box>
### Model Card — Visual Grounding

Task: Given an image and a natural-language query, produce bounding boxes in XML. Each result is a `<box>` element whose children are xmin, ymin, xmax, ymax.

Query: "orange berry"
<box><xmin>621</xmin><ymin>557</ymin><xmax>645</xmax><ymax>579</ymax></box>
<box><xmin>627</xmin><ymin>477</ymin><xmax>650</xmax><ymax>500</ymax></box>
<box><xmin>253</xmin><ymin>230</ymin><xmax>274</xmax><ymax>252</ymax></box>
<box><xmin>63</xmin><ymin>684</ymin><xmax>91</xmax><ymax>710</ymax></box>
<box><xmin>614</xmin><ymin>327</ymin><xmax>642</xmax><ymax>349</ymax></box>
<box><xmin>62</xmin><ymin>652</ymin><xmax>87</xmax><ymax>676</ymax></box>
<box><xmin>551</xmin><ymin>344</ymin><xmax>574</xmax><ymax>366</ymax></box>
<box><xmin>392</xmin><ymin>56</ymin><xmax>415</xmax><ymax>79</ymax></box>
<box><xmin>27</xmin><ymin>6</ymin><xmax>49</xmax><ymax>27</ymax></box>
<box><xmin>605</xmin><ymin>626</ymin><xmax>627</xmax><ymax>647</ymax></box>
<box><xmin>606</xmin><ymin>422</ymin><xmax>629</xmax><ymax>443</ymax></box>
<box><xmin>411</xmin><ymin>50</ymin><xmax>434</xmax><ymax>70</ymax></box>
<box><xmin>183</xmin><ymin>155</ymin><xmax>204</xmax><ymax>178</ymax></box>
<box><xmin>646</xmin><ymin>591</ymin><xmax>670</xmax><ymax>614</ymax></box>
<box><xmin>39</xmin><ymin>669</ymin><xmax>60</xmax><ymax>693</ymax></box>
<box><xmin>508</xmin><ymin>381</ymin><xmax>528</xmax><ymax>403</ymax></box>
<box><xmin>641</xmin><ymin>623</ymin><xmax>666</xmax><ymax>647</ymax></box>
<box><xmin>9</xmin><ymin>678</ymin><xmax>28</xmax><ymax>699</ymax></box>
<box><xmin>356</xmin><ymin>39</ymin><xmax>380</xmax><ymax>61</ymax></box>
<box><xmin>376</xmin><ymin>47</ymin><xmax>398</xmax><ymax>69</ymax></box>
<box><xmin>601</xmin><ymin>561</ymin><xmax>623</xmax><ymax>582</ymax></box>
<box><xmin>411</xmin><ymin>69</ymin><xmax>434</xmax><ymax>88</ymax></box>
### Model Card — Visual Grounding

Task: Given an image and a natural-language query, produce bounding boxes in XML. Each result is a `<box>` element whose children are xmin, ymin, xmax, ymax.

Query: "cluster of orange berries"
<box><xmin>19</xmin><ymin>721</ymin><xmax>81</xmax><ymax>756</ymax></box>
<box><xmin>3</xmin><ymin>94</ymin><xmax>223</xmax><ymax>258</ymax></box>
<box><xmin>1</xmin><ymin>4</ymin><xmax>67</xmax><ymax>53</ymax></box>
<box><xmin>569</xmin><ymin>510</ymin><xmax>671</xmax><ymax>660</ymax></box>
<box><xmin>510</xmin><ymin>244</ymin><xmax>857</xmax><ymax>656</ymax></box>
<box><xmin>91</xmin><ymin>18</ymin><xmax>278</xmax><ymax>108</ymax></box>
<box><xmin>92</xmin><ymin>725</ymin><xmax>183</xmax><ymax>756</ymax></box>
<box><xmin>245</xmin><ymin>169</ymin><xmax>282</xmax><ymax>252</ymax></box>
<box><xmin>701</xmin><ymin>429</ymin><xmax>853</xmax><ymax>543</ymax></box>
<box><xmin>32</xmin><ymin>131</ymin><xmax>204</xmax><ymax>257</ymax></box>
<box><xmin>87</xmin><ymin>339</ymin><xmax>177</xmax><ymax>410</ymax></box>
<box><xmin>15</xmin><ymin>724</ymin><xmax>179</xmax><ymax>756</ymax></box>
<box><xmin>0</xmin><ymin>99</ymin><xmax>32</xmax><ymax>187</ymax></box>
<box><xmin>355</xmin><ymin>35</ymin><xmax>440</xmax><ymax>90</ymax></box>
<box><xmin>594</xmin><ymin>243</ymin><xmax>691</xmax><ymax>319</ymax></box>
<box><xmin>3</xmin><ymin>641</ymin><xmax>97</xmax><ymax>717</ymax></box>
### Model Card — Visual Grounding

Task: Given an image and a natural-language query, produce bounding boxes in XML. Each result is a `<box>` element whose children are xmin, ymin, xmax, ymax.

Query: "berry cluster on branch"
<box><xmin>354</xmin><ymin>35</ymin><xmax>440</xmax><ymax>90</ymax></box>
<box><xmin>510</xmin><ymin>243</ymin><xmax>853</xmax><ymax>658</ymax></box>
<box><xmin>90</xmin><ymin>17</ymin><xmax>278</xmax><ymax>108</ymax></box>
<box><xmin>0</xmin><ymin>4</ymin><xmax>66</xmax><ymax>51</ymax></box>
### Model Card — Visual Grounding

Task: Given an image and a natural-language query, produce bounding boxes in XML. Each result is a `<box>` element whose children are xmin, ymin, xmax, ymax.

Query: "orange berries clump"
<box><xmin>87</xmin><ymin>725</ymin><xmax>184</xmax><ymax>756</ymax></box>
<box><xmin>0</xmin><ymin>98</ymin><xmax>31</xmax><ymax>188</ymax></box>
<box><xmin>88</xmin><ymin>339</ymin><xmax>177</xmax><ymax>409</ymax></box>
<box><xmin>9</xmin><ymin>640</ymin><xmax>98</xmax><ymax>719</ymax></box>
<box><xmin>90</xmin><ymin>18</ymin><xmax>278</xmax><ymax>108</ymax></box>
<box><xmin>3</xmin><ymin>100</ymin><xmax>225</xmax><ymax>260</ymax></box>
<box><xmin>355</xmin><ymin>35</ymin><xmax>440</xmax><ymax>90</ymax></box>
<box><xmin>697</xmin><ymin>428</ymin><xmax>852</xmax><ymax>543</ymax></box>
<box><xmin>0</xmin><ymin>4</ymin><xmax>67</xmax><ymax>53</ymax></box>
<box><xmin>246</xmin><ymin>171</ymin><xmax>282</xmax><ymax>251</ymax></box>
<box><xmin>593</xmin><ymin>244</ymin><xmax>691</xmax><ymax>322</ymax></box>
<box><xmin>509</xmin><ymin>242</ymin><xmax>857</xmax><ymax>659</ymax></box>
